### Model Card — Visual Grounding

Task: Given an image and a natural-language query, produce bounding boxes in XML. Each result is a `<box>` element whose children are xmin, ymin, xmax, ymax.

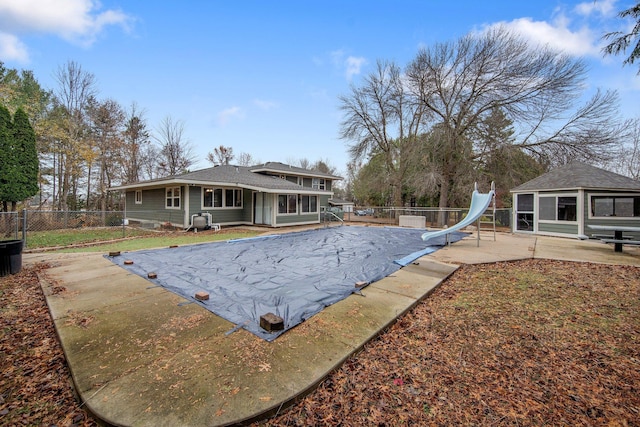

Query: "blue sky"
<box><xmin>1</xmin><ymin>0</ymin><xmax>638</xmax><ymax>177</ymax></box>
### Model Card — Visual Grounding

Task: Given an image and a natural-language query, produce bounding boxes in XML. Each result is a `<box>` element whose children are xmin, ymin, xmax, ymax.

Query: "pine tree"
<box><xmin>12</xmin><ymin>109</ymin><xmax>39</xmax><ymax>206</ymax></box>
<box><xmin>0</xmin><ymin>107</ymin><xmax>39</xmax><ymax>211</ymax></box>
<box><xmin>0</xmin><ymin>105</ymin><xmax>12</xmax><ymax>212</ymax></box>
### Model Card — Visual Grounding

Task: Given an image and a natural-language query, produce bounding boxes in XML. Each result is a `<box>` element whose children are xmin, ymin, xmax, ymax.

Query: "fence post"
<box><xmin>22</xmin><ymin>209</ymin><xmax>27</xmax><ymax>247</ymax></box>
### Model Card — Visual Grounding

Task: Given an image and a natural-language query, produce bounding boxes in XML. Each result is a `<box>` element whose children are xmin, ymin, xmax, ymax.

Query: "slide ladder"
<box><xmin>421</xmin><ymin>182</ymin><xmax>496</xmax><ymax>246</ymax></box>
<box><xmin>476</xmin><ymin>182</ymin><xmax>496</xmax><ymax>246</ymax></box>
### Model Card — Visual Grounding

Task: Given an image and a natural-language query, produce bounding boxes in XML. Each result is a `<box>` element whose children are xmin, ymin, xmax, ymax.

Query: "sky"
<box><xmin>0</xmin><ymin>0</ymin><xmax>639</xmax><ymax>178</ymax></box>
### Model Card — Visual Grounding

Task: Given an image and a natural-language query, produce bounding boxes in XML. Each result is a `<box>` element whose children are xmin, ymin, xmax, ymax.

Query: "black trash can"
<box><xmin>0</xmin><ymin>239</ymin><xmax>24</xmax><ymax>277</ymax></box>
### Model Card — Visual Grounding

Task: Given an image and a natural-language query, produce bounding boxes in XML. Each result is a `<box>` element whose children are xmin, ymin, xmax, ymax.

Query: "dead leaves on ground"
<box><xmin>259</xmin><ymin>259</ymin><xmax>640</xmax><ymax>426</ymax></box>
<box><xmin>0</xmin><ymin>263</ymin><xmax>97</xmax><ymax>426</ymax></box>
<box><xmin>1</xmin><ymin>259</ymin><xmax>639</xmax><ymax>426</ymax></box>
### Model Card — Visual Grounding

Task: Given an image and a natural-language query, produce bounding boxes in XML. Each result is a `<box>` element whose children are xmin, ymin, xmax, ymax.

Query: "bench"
<box><xmin>591</xmin><ymin>234</ymin><xmax>633</xmax><ymax>240</ymax></box>
<box><xmin>588</xmin><ymin>225</ymin><xmax>640</xmax><ymax>252</ymax></box>
<box><xmin>600</xmin><ymin>239</ymin><xmax>640</xmax><ymax>246</ymax></box>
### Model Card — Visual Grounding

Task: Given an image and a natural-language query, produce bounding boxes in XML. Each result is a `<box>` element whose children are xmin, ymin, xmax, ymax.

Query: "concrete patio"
<box><xmin>25</xmin><ymin>229</ymin><xmax>640</xmax><ymax>426</ymax></box>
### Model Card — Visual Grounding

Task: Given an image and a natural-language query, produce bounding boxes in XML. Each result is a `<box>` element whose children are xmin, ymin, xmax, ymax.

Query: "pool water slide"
<box><xmin>421</xmin><ymin>182</ymin><xmax>495</xmax><ymax>242</ymax></box>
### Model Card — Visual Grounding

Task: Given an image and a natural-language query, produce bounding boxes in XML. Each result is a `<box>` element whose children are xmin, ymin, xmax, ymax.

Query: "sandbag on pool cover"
<box><xmin>107</xmin><ymin>226</ymin><xmax>466</xmax><ymax>341</ymax></box>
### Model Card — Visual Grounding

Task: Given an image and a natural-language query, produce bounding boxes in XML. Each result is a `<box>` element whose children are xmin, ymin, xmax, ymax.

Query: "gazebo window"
<box><xmin>591</xmin><ymin>195</ymin><xmax>640</xmax><ymax>217</ymax></box>
<box><xmin>539</xmin><ymin>196</ymin><xmax>577</xmax><ymax>221</ymax></box>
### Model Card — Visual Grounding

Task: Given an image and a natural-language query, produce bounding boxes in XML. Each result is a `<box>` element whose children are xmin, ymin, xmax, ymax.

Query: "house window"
<box><xmin>203</xmin><ymin>187</ymin><xmax>242</xmax><ymax>208</ymax></box>
<box><xmin>591</xmin><ymin>195</ymin><xmax>640</xmax><ymax>217</ymax></box>
<box><xmin>278</xmin><ymin>194</ymin><xmax>297</xmax><ymax>214</ymax></box>
<box><xmin>539</xmin><ymin>195</ymin><xmax>577</xmax><ymax>221</ymax></box>
<box><xmin>285</xmin><ymin>175</ymin><xmax>300</xmax><ymax>184</ymax></box>
<box><xmin>312</xmin><ymin>178</ymin><xmax>325</xmax><ymax>190</ymax></box>
<box><xmin>225</xmin><ymin>189</ymin><xmax>242</xmax><ymax>207</ymax></box>
<box><xmin>301</xmin><ymin>195</ymin><xmax>318</xmax><ymax>213</ymax></box>
<box><xmin>515</xmin><ymin>193</ymin><xmax>534</xmax><ymax>231</ymax></box>
<box><xmin>166</xmin><ymin>186</ymin><xmax>180</xmax><ymax>209</ymax></box>
<box><xmin>134</xmin><ymin>190</ymin><xmax>142</xmax><ymax>204</ymax></box>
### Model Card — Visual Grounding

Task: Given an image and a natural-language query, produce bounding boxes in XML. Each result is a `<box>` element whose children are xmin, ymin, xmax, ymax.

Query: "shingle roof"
<box><xmin>180</xmin><ymin>165</ymin><xmax>312</xmax><ymax>191</ymax></box>
<box><xmin>110</xmin><ymin>164</ymin><xmax>332</xmax><ymax>193</ymax></box>
<box><xmin>250</xmin><ymin>162</ymin><xmax>342</xmax><ymax>180</ymax></box>
<box><xmin>511</xmin><ymin>162</ymin><xmax>640</xmax><ymax>192</ymax></box>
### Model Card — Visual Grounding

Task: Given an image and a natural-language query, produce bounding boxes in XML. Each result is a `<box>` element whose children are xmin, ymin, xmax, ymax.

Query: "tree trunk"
<box><xmin>437</xmin><ymin>177</ymin><xmax>450</xmax><ymax>227</ymax></box>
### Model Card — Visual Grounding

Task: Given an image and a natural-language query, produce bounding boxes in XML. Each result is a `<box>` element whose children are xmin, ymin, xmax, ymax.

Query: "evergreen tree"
<box><xmin>0</xmin><ymin>107</ymin><xmax>39</xmax><ymax>211</ymax></box>
<box><xmin>0</xmin><ymin>105</ymin><xmax>12</xmax><ymax>212</ymax></box>
<box><xmin>12</xmin><ymin>109</ymin><xmax>39</xmax><ymax>206</ymax></box>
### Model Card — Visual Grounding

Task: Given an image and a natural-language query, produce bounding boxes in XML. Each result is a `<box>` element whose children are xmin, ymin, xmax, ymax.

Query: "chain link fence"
<box><xmin>345</xmin><ymin>207</ymin><xmax>512</xmax><ymax>229</ymax></box>
<box><xmin>1</xmin><ymin>207</ymin><xmax>513</xmax><ymax>250</ymax></box>
<box><xmin>0</xmin><ymin>212</ymin><xmax>19</xmax><ymax>240</ymax></box>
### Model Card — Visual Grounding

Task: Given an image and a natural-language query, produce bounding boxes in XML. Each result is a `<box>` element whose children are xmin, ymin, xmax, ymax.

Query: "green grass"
<box><xmin>24</xmin><ymin>227</ymin><xmax>261</xmax><ymax>252</ymax></box>
<box><xmin>25</xmin><ymin>227</ymin><xmax>155</xmax><ymax>249</ymax></box>
<box><xmin>54</xmin><ymin>230</ymin><xmax>259</xmax><ymax>252</ymax></box>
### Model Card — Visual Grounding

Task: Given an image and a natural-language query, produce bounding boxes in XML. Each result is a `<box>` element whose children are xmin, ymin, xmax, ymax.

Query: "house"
<box><xmin>510</xmin><ymin>162</ymin><xmax>640</xmax><ymax>239</ymax></box>
<box><xmin>110</xmin><ymin>162</ymin><xmax>342</xmax><ymax>229</ymax></box>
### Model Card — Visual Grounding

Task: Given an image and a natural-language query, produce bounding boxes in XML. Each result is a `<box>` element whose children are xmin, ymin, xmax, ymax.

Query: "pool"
<box><xmin>107</xmin><ymin>226</ymin><xmax>465</xmax><ymax>340</ymax></box>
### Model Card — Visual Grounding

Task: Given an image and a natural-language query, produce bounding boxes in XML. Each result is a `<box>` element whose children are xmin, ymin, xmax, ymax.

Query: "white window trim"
<box><xmin>201</xmin><ymin>187</ymin><xmax>243</xmax><ymax>209</ymax></box>
<box><xmin>312</xmin><ymin>178</ymin><xmax>325</xmax><ymax>190</ymax></box>
<box><xmin>277</xmin><ymin>194</ymin><xmax>298</xmax><ymax>215</ymax></box>
<box><xmin>537</xmin><ymin>193</ymin><xmax>578</xmax><ymax>223</ymax></box>
<box><xmin>134</xmin><ymin>190</ymin><xmax>142</xmax><ymax>204</ymax></box>
<box><xmin>588</xmin><ymin>192</ymin><xmax>640</xmax><ymax>220</ymax></box>
<box><xmin>165</xmin><ymin>186</ymin><xmax>181</xmax><ymax>210</ymax></box>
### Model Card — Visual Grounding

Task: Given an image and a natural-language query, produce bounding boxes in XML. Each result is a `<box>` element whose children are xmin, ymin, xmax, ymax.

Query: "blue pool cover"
<box><xmin>107</xmin><ymin>226</ymin><xmax>466</xmax><ymax>341</ymax></box>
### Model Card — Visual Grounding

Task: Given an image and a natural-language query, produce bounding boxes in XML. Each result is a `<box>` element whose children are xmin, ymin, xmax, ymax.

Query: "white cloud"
<box><xmin>330</xmin><ymin>49</ymin><xmax>367</xmax><ymax>80</ymax></box>
<box><xmin>217</xmin><ymin>106</ymin><xmax>244</xmax><ymax>126</ymax></box>
<box><xmin>253</xmin><ymin>99</ymin><xmax>278</xmax><ymax>111</ymax></box>
<box><xmin>345</xmin><ymin>56</ymin><xmax>367</xmax><ymax>80</ymax></box>
<box><xmin>484</xmin><ymin>15</ymin><xmax>599</xmax><ymax>57</ymax></box>
<box><xmin>0</xmin><ymin>0</ymin><xmax>132</xmax><ymax>62</ymax></box>
<box><xmin>0</xmin><ymin>32</ymin><xmax>29</xmax><ymax>62</ymax></box>
<box><xmin>574</xmin><ymin>0</ymin><xmax>617</xmax><ymax>18</ymax></box>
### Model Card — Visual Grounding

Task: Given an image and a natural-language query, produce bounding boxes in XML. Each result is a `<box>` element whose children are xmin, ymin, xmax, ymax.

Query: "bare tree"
<box><xmin>605</xmin><ymin>117</ymin><xmax>640</xmax><ymax>179</ymax></box>
<box><xmin>53</xmin><ymin>60</ymin><xmax>97</xmax><ymax>210</ymax></box>
<box><xmin>404</xmin><ymin>27</ymin><xmax>624</xmax><ymax>208</ymax></box>
<box><xmin>154</xmin><ymin>116</ymin><xmax>194</xmax><ymax>176</ymax></box>
<box><xmin>139</xmin><ymin>143</ymin><xmax>160</xmax><ymax>180</ymax></box>
<box><xmin>311</xmin><ymin>158</ymin><xmax>338</xmax><ymax>175</ymax></box>
<box><xmin>121</xmin><ymin>102</ymin><xmax>151</xmax><ymax>183</ymax></box>
<box><xmin>207</xmin><ymin>145</ymin><xmax>234</xmax><ymax>165</ymax></box>
<box><xmin>339</xmin><ymin>60</ymin><xmax>428</xmax><ymax>206</ymax></box>
<box><xmin>86</xmin><ymin>97</ymin><xmax>125</xmax><ymax>211</ymax></box>
<box><xmin>236</xmin><ymin>152</ymin><xmax>258</xmax><ymax>166</ymax></box>
<box><xmin>603</xmin><ymin>2</ymin><xmax>640</xmax><ymax>74</ymax></box>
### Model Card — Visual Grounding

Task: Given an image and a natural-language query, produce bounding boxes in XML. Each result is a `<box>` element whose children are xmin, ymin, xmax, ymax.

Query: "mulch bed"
<box><xmin>1</xmin><ymin>259</ymin><xmax>639</xmax><ymax>426</ymax></box>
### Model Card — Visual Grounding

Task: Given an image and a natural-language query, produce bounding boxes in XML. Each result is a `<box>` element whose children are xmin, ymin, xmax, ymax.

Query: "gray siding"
<box><xmin>188</xmin><ymin>185</ymin><xmax>251</xmax><ymax>225</ymax></box>
<box><xmin>538</xmin><ymin>222</ymin><xmax>579</xmax><ymax>235</ymax></box>
<box><xmin>275</xmin><ymin>213</ymin><xmax>319</xmax><ymax>225</ymax></box>
<box><xmin>320</xmin><ymin>194</ymin><xmax>332</xmax><ymax>208</ymax></box>
<box><xmin>126</xmin><ymin>187</ymin><xmax>185</xmax><ymax>225</ymax></box>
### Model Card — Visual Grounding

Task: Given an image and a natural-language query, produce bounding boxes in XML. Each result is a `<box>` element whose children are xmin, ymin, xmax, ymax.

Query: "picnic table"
<box><xmin>587</xmin><ymin>225</ymin><xmax>640</xmax><ymax>252</ymax></box>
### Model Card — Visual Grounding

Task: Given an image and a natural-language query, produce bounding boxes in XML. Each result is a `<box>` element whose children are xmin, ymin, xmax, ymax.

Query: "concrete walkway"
<box><xmin>25</xmin><ymin>230</ymin><xmax>640</xmax><ymax>426</ymax></box>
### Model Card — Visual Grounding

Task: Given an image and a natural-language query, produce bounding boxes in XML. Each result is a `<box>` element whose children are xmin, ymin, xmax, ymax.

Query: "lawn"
<box><xmin>24</xmin><ymin>227</ymin><xmax>155</xmax><ymax>249</ymax></box>
<box><xmin>1</xmin><ymin>258</ymin><xmax>638</xmax><ymax>426</ymax></box>
<box><xmin>23</xmin><ymin>227</ymin><xmax>260</xmax><ymax>252</ymax></box>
